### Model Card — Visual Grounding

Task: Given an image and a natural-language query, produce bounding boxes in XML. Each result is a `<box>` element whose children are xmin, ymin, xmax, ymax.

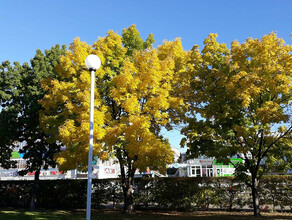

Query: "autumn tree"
<box><xmin>40</xmin><ymin>25</ymin><xmax>185</xmax><ymax>212</ymax></box>
<box><xmin>0</xmin><ymin>45</ymin><xmax>66</xmax><ymax>209</ymax></box>
<box><xmin>181</xmin><ymin>33</ymin><xmax>292</xmax><ymax>216</ymax></box>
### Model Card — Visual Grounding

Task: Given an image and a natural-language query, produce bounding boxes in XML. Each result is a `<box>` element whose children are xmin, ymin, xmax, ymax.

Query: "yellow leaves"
<box><xmin>42</xmin><ymin>28</ymin><xmax>292</xmax><ymax>174</ymax></box>
<box><xmin>158</xmin><ymin>38</ymin><xmax>185</xmax><ymax>69</ymax></box>
<box><xmin>233</xmin><ymin>125</ymin><xmax>246</xmax><ymax>137</ymax></box>
<box><xmin>278</xmin><ymin>126</ymin><xmax>287</xmax><ymax>133</ymax></box>
<box><xmin>40</xmin><ymin>26</ymin><xmax>184</xmax><ymax>172</ymax></box>
<box><xmin>122</xmin><ymin>96</ymin><xmax>140</xmax><ymax>114</ymax></box>
<box><xmin>93</xmin><ymin>30</ymin><xmax>126</xmax><ymax>78</ymax></box>
<box><xmin>111</xmin><ymin>58</ymin><xmax>138</xmax><ymax>106</ymax></box>
<box><xmin>256</xmin><ymin>101</ymin><xmax>288</xmax><ymax>124</ymax></box>
<box><xmin>185</xmin><ymin>32</ymin><xmax>292</xmax><ymax>162</ymax></box>
<box><xmin>101</xmin><ymin>112</ymin><xmax>174</xmax><ymax>171</ymax></box>
<box><xmin>79</xmin><ymin>70</ymin><xmax>91</xmax><ymax>86</ymax></box>
<box><xmin>58</xmin><ymin>38</ymin><xmax>92</xmax><ymax>79</ymax></box>
<box><xmin>133</xmin><ymin>50</ymin><xmax>162</xmax><ymax>91</ymax></box>
<box><xmin>201</xmin><ymin>33</ymin><xmax>229</xmax><ymax>66</ymax></box>
<box><xmin>110</xmin><ymin>44</ymin><xmax>180</xmax><ymax>125</ymax></box>
<box><xmin>133</xmin><ymin>137</ymin><xmax>174</xmax><ymax>172</ymax></box>
<box><xmin>56</xmin><ymin>157</ymin><xmax>66</xmax><ymax>167</ymax></box>
<box><xmin>225</xmin><ymin>32</ymin><xmax>292</xmax><ymax>114</ymax></box>
<box><xmin>59</xmin><ymin>120</ymin><xmax>76</xmax><ymax>145</ymax></box>
<box><xmin>40</xmin><ymin>38</ymin><xmax>109</xmax><ymax>171</ymax></box>
<box><xmin>124</xmin><ymin>115</ymin><xmax>173</xmax><ymax>170</ymax></box>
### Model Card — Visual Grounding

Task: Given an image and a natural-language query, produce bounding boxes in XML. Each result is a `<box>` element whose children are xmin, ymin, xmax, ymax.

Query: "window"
<box><xmin>190</xmin><ymin>166</ymin><xmax>202</xmax><ymax>177</ymax></box>
<box><xmin>19</xmin><ymin>160</ymin><xmax>26</xmax><ymax>169</ymax></box>
<box><xmin>191</xmin><ymin>167</ymin><xmax>195</xmax><ymax>175</ymax></box>
<box><xmin>196</xmin><ymin>167</ymin><xmax>201</xmax><ymax>177</ymax></box>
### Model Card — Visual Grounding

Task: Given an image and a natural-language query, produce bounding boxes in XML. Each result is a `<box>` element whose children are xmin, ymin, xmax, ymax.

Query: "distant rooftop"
<box><xmin>11</xmin><ymin>151</ymin><xmax>23</xmax><ymax>159</ymax></box>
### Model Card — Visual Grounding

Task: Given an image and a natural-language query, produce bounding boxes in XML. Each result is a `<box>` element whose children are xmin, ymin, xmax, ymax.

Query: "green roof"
<box><xmin>214</xmin><ymin>158</ymin><xmax>242</xmax><ymax>165</ymax></box>
<box><xmin>11</xmin><ymin>151</ymin><xmax>20</xmax><ymax>159</ymax></box>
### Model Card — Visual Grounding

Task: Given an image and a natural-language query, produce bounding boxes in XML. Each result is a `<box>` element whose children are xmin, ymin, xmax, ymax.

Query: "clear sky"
<box><xmin>1</xmin><ymin>0</ymin><xmax>291</xmax><ymax>150</ymax></box>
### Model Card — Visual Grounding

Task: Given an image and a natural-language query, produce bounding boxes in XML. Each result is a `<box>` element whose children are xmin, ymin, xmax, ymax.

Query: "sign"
<box><xmin>201</xmin><ymin>159</ymin><xmax>214</xmax><ymax>166</ymax></box>
<box><xmin>0</xmin><ymin>170</ymin><xmax>18</xmax><ymax>177</ymax></box>
<box><xmin>27</xmin><ymin>170</ymin><xmax>63</xmax><ymax>176</ymax></box>
<box><xmin>223</xmin><ymin>168</ymin><xmax>235</xmax><ymax>175</ymax></box>
<box><xmin>104</xmin><ymin>168</ymin><xmax>115</xmax><ymax>174</ymax></box>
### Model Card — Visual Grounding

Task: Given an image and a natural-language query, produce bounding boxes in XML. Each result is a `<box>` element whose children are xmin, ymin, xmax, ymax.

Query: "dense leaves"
<box><xmin>39</xmin><ymin>25</ymin><xmax>187</xmax><ymax>211</ymax></box>
<box><xmin>1</xmin><ymin>176</ymin><xmax>292</xmax><ymax>211</ymax></box>
<box><xmin>40</xmin><ymin>26</ymin><xmax>183</xmax><ymax>173</ymax></box>
<box><xmin>0</xmin><ymin>45</ymin><xmax>66</xmax><ymax>175</ymax></box>
<box><xmin>1</xmin><ymin>26</ymin><xmax>292</xmax><ymax>215</ymax></box>
<box><xmin>181</xmin><ymin>33</ymin><xmax>292</xmax><ymax>216</ymax></box>
<box><xmin>0</xmin><ymin>61</ymin><xmax>21</xmax><ymax>169</ymax></box>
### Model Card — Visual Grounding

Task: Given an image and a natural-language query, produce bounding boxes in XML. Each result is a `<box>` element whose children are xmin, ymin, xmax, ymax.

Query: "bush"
<box><xmin>0</xmin><ymin>175</ymin><xmax>291</xmax><ymax>211</ymax></box>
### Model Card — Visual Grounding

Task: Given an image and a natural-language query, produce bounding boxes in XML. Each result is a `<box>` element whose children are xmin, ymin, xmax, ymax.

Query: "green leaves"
<box><xmin>122</xmin><ymin>24</ymin><xmax>155</xmax><ymax>56</ymax></box>
<box><xmin>0</xmin><ymin>44</ymin><xmax>66</xmax><ymax>174</ymax></box>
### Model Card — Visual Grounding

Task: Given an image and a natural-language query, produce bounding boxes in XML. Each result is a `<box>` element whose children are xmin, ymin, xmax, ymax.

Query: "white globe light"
<box><xmin>85</xmin><ymin>54</ymin><xmax>101</xmax><ymax>70</ymax></box>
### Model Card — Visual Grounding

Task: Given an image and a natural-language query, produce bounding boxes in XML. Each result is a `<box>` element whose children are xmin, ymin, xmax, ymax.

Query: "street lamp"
<box><xmin>85</xmin><ymin>54</ymin><xmax>101</xmax><ymax>220</ymax></box>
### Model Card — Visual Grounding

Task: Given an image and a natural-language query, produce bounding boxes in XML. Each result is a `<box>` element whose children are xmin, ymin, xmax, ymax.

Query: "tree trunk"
<box><xmin>121</xmin><ymin>163</ymin><xmax>135</xmax><ymax>213</ymax></box>
<box><xmin>251</xmin><ymin>175</ymin><xmax>261</xmax><ymax>217</ymax></box>
<box><xmin>123</xmin><ymin>182</ymin><xmax>134</xmax><ymax>213</ymax></box>
<box><xmin>117</xmin><ymin>149</ymin><xmax>136</xmax><ymax>213</ymax></box>
<box><xmin>30</xmin><ymin>169</ymin><xmax>40</xmax><ymax>210</ymax></box>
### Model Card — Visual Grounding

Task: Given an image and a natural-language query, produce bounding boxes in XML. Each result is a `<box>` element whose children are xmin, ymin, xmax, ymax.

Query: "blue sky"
<box><xmin>1</xmin><ymin>0</ymin><xmax>291</xmax><ymax>150</ymax></box>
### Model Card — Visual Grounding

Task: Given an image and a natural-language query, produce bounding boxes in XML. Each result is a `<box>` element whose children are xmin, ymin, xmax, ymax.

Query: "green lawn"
<box><xmin>1</xmin><ymin>209</ymin><xmax>292</xmax><ymax>220</ymax></box>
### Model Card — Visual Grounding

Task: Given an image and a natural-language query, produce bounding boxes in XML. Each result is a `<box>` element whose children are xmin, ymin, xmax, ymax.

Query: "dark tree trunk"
<box><xmin>117</xmin><ymin>149</ymin><xmax>137</xmax><ymax>213</ymax></box>
<box><xmin>123</xmin><ymin>180</ymin><xmax>134</xmax><ymax>213</ymax></box>
<box><xmin>30</xmin><ymin>169</ymin><xmax>40</xmax><ymax>210</ymax></box>
<box><xmin>251</xmin><ymin>174</ymin><xmax>261</xmax><ymax>217</ymax></box>
<box><xmin>121</xmin><ymin>164</ymin><xmax>135</xmax><ymax>213</ymax></box>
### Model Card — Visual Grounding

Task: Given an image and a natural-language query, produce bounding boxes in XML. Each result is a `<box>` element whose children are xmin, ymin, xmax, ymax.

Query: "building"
<box><xmin>0</xmin><ymin>151</ymin><xmax>69</xmax><ymax>180</ymax></box>
<box><xmin>167</xmin><ymin>155</ymin><xmax>243</xmax><ymax>177</ymax></box>
<box><xmin>0</xmin><ymin>148</ymin><xmax>250</xmax><ymax>180</ymax></box>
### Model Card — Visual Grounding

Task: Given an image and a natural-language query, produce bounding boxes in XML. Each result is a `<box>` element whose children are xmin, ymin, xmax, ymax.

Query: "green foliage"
<box><xmin>0</xmin><ymin>45</ymin><xmax>66</xmax><ymax>176</ymax></box>
<box><xmin>17</xmin><ymin>45</ymin><xmax>66</xmax><ymax>176</ymax></box>
<box><xmin>122</xmin><ymin>24</ymin><xmax>155</xmax><ymax>56</ymax></box>
<box><xmin>1</xmin><ymin>176</ymin><xmax>291</xmax><ymax>211</ymax></box>
<box><xmin>0</xmin><ymin>61</ymin><xmax>22</xmax><ymax>168</ymax></box>
<box><xmin>260</xmin><ymin>176</ymin><xmax>292</xmax><ymax>212</ymax></box>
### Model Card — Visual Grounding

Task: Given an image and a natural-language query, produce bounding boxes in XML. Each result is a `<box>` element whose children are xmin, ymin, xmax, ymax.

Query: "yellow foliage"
<box><xmin>182</xmin><ymin>32</ymin><xmax>292</xmax><ymax>168</ymax></box>
<box><xmin>40</xmin><ymin>27</ymin><xmax>181</xmax><ymax>172</ymax></box>
<box><xmin>229</xmin><ymin>33</ymin><xmax>292</xmax><ymax>110</ymax></box>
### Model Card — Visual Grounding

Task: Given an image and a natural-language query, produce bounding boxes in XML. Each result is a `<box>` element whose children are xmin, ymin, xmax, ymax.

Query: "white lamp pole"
<box><xmin>85</xmin><ymin>54</ymin><xmax>101</xmax><ymax>220</ymax></box>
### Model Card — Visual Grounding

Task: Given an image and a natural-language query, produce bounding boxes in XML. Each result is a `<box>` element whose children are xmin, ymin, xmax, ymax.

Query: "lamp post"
<box><xmin>85</xmin><ymin>54</ymin><xmax>101</xmax><ymax>220</ymax></box>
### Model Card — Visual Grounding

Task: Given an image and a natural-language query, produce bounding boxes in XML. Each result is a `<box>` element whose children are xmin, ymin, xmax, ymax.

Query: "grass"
<box><xmin>1</xmin><ymin>208</ymin><xmax>292</xmax><ymax>220</ymax></box>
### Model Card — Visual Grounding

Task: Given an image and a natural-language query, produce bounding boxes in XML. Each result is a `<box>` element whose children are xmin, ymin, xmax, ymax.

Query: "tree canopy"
<box><xmin>0</xmin><ymin>45</ymin><xmax>66</xmax><ymax>174</ymax></box>
<box><xmin>181</xmin><ymin>33</ymin><xmax>292</xmax><ymax>216</ymax></box>
<box><xmin>0</xmin><ymin>61</ymin><xmax>21</xmax><ymax>169</ymax></box>
<box><xmin>40</xmin><ymin>25</ymin><xmax>186</xmax><ymax>211</ymax></box>
<box><xmin>40</xmin><ymin>25</ymin><xmax>185</xmax><ymax>172</ymax></box>
<box><xmin>2</xmin><ymin>26</ymin><xmax>292</xmax><ymax>216</ymax></box>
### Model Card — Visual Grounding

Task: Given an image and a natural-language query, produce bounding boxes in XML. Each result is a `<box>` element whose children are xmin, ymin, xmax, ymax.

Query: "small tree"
<box><xmin>40</xmin><ymin>25</ymin><xmax>185</xmax><ymax>212</ymax></box>
<box><xmin>181</xmin><ymin>33</ymin><xmax>292</xmax><ymax>216</ymax></box>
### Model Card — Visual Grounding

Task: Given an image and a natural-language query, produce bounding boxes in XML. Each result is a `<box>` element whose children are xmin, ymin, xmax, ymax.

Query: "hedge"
<box><xmin>0</xmin><ymin>176</ymin><xmax>291</xmax><ymax>211</ymax></box>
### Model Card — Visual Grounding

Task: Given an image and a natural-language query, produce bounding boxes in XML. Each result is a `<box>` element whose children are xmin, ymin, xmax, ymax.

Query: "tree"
<box><xmin>40</xmin><ymin>25</ymin><xmax>185</xmax><ymax>212</ymax></box>
<box><xmin>0</xmin><ymin>61</ymin><xmax>21</xmax><ymax>169</ymax></box>
<box><xmin>0</xmin><ymin>45</ymin><xmax>66</xmax><ymax>209</ymax></box>
<box><xmin>181</xmin><ymin>33</ymin><xmax>292</xmax><ymax>216</ymax></box>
